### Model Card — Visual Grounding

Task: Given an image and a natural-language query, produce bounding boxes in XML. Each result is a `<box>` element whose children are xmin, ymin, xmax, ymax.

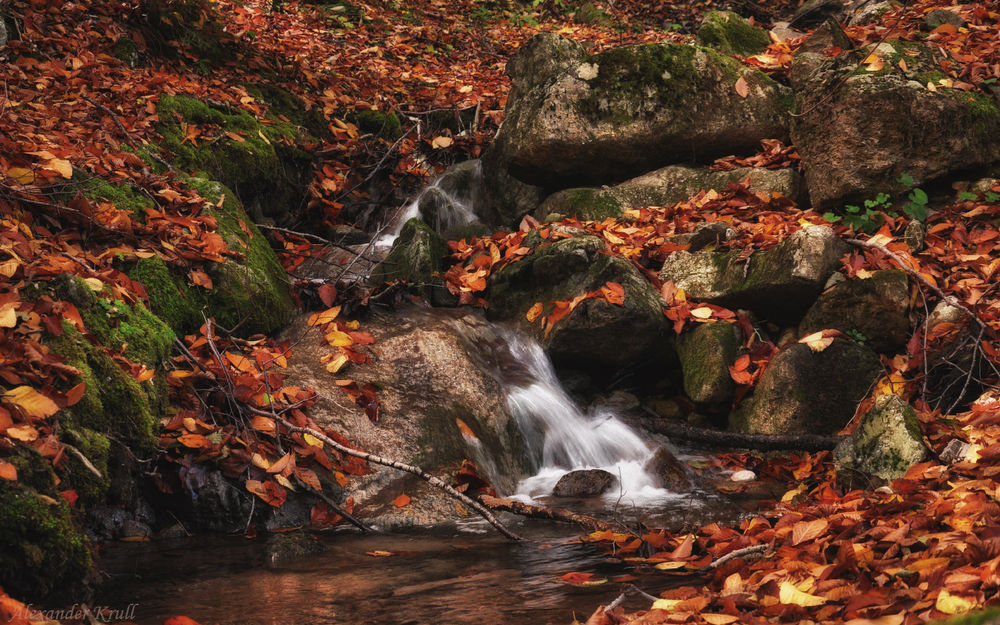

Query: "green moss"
<box><xmin>350</xmin><ymin>109</ymin><xmax>403</xmax><ymax>140</ymax></box>
<box><xmin>127</xmin><ymin>254</ymin><xmax>204</xmax><ymax>333</ymax></box>
<box><xmin>0</xmin><ymin>482</ymin><xmax>92</xmax><ymax>602</ymax></box>
<box><xmin>696</xmin><ymin>11</ymin><xmax>770</xmax><ymax>56</ymax></box>
<box><xmin>62</xmin><ymin>428</ymin><xmax>112</xmax><ymax>504</ymax></box>
<box><xmin>932</xmin><ymin>608</ymin><xmax>1000</xmax><ymax>625</ymax></box>
<box><xmin>676</xmin><ymin>322</ymin><xmax>739</xmax><ymax>403</ymax></box>
<box><xmin>81</xmin><ymin>177</ymin><xmax>154</xmax><ymax>217</ymax></box>
<box><xmin>184</xmin><ymin>176</ymin><xmax>296</xmax><ymax>334</ymax></box>
<box><xmin>112</xmin><ymin>37</ymin><xmax>142</xmax><ymax>67</ymax></box>
<box><xmin>155</xmin><ymin>95</ymin><xmax>312</xmax><ymax>219</ymax></box>
<box><xmin>566</xmin><ymin>189</ymin><xmax>624</xmax><ymax>220</ymax></box>
<box><xmin>8</xmin><ymin>447</ymin><xmax>57</xmax><ymax>494</ymax></box>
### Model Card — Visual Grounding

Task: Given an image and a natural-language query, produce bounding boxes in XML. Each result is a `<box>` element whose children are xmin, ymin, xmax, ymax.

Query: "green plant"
<box><xmin>823</xmin><ymin>192</ymin><xmax>891</xmax><ymax>233</ymax></box>
<box><xmin>846</xmin><ymin>329</ymin><xmax>867</xmax><ymax>344</ymax></box>
<box><xmin>898</xmin><ymin>174</ymin><xmax>929</xmax><ymax>221</ymax></box>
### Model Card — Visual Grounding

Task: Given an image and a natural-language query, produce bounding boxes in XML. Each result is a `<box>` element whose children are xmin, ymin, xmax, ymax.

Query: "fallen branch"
<box><xmin>477</xmin><ymin>494</ymin><xmax>612</xmax><ymax>533</ymax></box>
<box><xmin>274</xmin><ymin>416</ymin><xmax>522</xmax><ymax>541</ymax></box>
<box><xmin>256</xmin><ymin>223</ymin><xmax>382</xmax><ymax>262</ymax></box>
<box><xmin>63</xmin><ymin>443</ymin><xmax>103</xmax><ymax>479</ymax></box>
<box><xmin>642</xmin><ymin>412</ymin><xmax>843</xmax><ymax>451</ymax></box>
<box><xmin>293</xmin><ymin>475</ymin><xmax>373</xmax><ymax>533</ymax></box>
<box><xmin>701</xmin><ymin>543</ymin><xmax>768</xmax><ymax>572</ymax></box>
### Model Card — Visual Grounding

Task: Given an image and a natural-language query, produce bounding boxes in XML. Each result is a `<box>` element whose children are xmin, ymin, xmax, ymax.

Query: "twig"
<box><xmin>275</xmin><ymin>417</ymin><xmax>522</xmax><ymax>541</ymax></box>
<box><xmin>701</xmin><ymin>543</ymin><xmax>768</xmax><ymax>571</ymax></box>
<box><xmin>63</xmin><ymin>443</ymin><xmax>103</xmax><ymax>479</ymax></box>
<box><xmin>478</xmin><ymin>494</ymin><xmax>613</xmax><ymax>532</ymax></box>
<box><xmin>333</xmin><ymin>125</ymin><xmax>417</xmax><ymax>202</ymax></box>
<box><xmin>257</xmin><ymin>223</ymin><xmax>382</xmax><ymax>261</ymax></box>
<box><xmin>294</xmin><ymin>475</ymin><xmax>373</xmax><ymax>533</ymax></box>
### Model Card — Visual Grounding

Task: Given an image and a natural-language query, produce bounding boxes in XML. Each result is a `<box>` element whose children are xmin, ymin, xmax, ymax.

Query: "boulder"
<box><xmin>789</xmin><ymin>20</ymin><xmax>854</xmax><ymax>91</ymax></box>
<box><xmin>696</xmin><ymin>11</ymin><xmax>771</xmax><ymax>57</ymax></box>
<box><xmin>552</xmin><ymin>469</ymin><xmax>617</xmax><ymax>497</ymax></box>
<box><xmin>732</xmin><ymin>337</ymin><xmax>882</xmax><ymax>435</ymax></box>
<box><xmin>659</xmin><ymin>224</ymin><xmax>847</xmax><ymax>324</ymax></box>
<box><xmin>489</xmin><ymin>37</ymin><xmax>792</xmax><ymax>191</ymax></box>
<box><xmin>791</xmin><ymin>40</ymin><xmax>1000</xmax><ymax>209</ymax></box>
<box><xmin>487</xmin><ymin>235</ymin><xmax>672</xmax><ymax>373</ymax></box>
<box><xmin>789</xmin><ymin>0</ymin><xmax>845</xmax><ymax>29</ymax></box>
<box><xmin>536</xmin><ymin>165</ymin><xmax>803</xmax><ymax>221</ymax></box>
<box><xmin>371</xmin><ymin>218</ymin><xmax>455</xmax><ymax>305</ymax></box>
<box><xmin>281</xmin><ymin>307</ymin><xmax>534</xmax><ymax>527</ymax></box>
<box><xmin>834</xmin><ymin>394</ymin><xmax>929</xmax><ymax>487</ymax></box>
<box><xmin>925</xmin><ymin>9</ymin><xmax>965</xmax><ymax>30</ymax></box>
<box><xmin>799</xmin><ymin>269</ymin><xmax>910</xmax><ymax>353</ymax></box>
<box><xmin>676</xmin><ymin>322</ymin><xmax>741</xmax><ymax>403</ymax></box>
<box><xmin>644</xmin><ymin>447</ymin><xmax>692</xmax><ymax>491</ymax></box>
<box><xmin>414</xmin><ymin>160</ymin><xmax>483</xmax><ymax>232</ymax></box>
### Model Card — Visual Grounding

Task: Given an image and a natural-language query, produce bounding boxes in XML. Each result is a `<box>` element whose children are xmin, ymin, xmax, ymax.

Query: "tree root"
<box><xmin>642</xmin><ymin>412</ymin><xmax>843</xmax><ymax>451</ymax></box>
<box><xmin>477</xmin><ymin>494</ymin><xmax>613</xmax><ymax>533</ymax></box>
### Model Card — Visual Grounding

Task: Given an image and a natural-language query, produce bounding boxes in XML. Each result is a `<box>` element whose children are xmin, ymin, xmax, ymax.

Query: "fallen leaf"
<box><xmin>366</xmin><ymin>550</ymin><xmax>394</xmax><ymax>556</ymax></box>
<box><xmin>393</xmin><ymin>493</ymin><xmax>411</xmax><ymax>507</ymax></box>
<box><xmin>779</xmin><ymin>581</ymin><xmax>827</xmax><ymax>606</ymax></box>
<box><xmin>431</xmin><ymin>135</ymin><xmax>453</xmax><ymax>149</ymax></box>
<box><xmin>734</xmin><ymin>76</ymin><xmax>749</xmax><ymax>98</ymax></box>
<box><xmin>4</xmin><ymin>386</ymin><xmax>59</xmax><ymax>419</ymax></box>
<box><xmin>0</xmin><ymin>460</ymin><xmax>16</xmax><ymax>481</ymax></box>
<box><xmin>936</xmin><ymin>590</ymin><xmax>976</xmax><ymax>615</ymax></box>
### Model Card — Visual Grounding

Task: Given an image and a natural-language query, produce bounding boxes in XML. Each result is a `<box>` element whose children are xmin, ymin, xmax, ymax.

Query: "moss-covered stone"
<box><xmin>127</xmin><ymin>254</ymin><xmax>203</xmax><ymax>333</ymax></box>
<box><xmin>834</xmin><ymin>394</ymin><xmax>929</xmax><ymax>488</ymax></box>
<box><xmin>244</xmin><ymin>83</ymin><xmax>329</xmax><ymax>140</ymax></box>
<box><xmin>155</xmin><ymin>94</ymin><xmax>312</xmax><ymax>220</ymax></box>
<box><xmin>696</xmin><ymin>11</ymin><xmax>771</xmax><ymax>57</ymax></box>
<box><xmin>676</xmin><ymin>322</ymin><xmax>741</xmax><ymax>403</ymax></box>
<box><xmin>349</xmin><ymin>109</ymin><xmax>402</xmax><ymax>140</ymax></box>
<box><xmin>372</xmin><ymin>218</ymin><xmax>453</xmax><ymax>305</ymax></box>
<box><xmin>80</xmin><ymin>177</ymin><xmax>154</xmax><ymax>217</ymax></box>
<box><xmin>731</xmin><ymin>338</ymin><xmax>882</xmax><ymax>436</ymax></box>
<box><xmin>0</xmin><ymin>482</ymin><xmax>91</xmax><ymax>602</ymax></box>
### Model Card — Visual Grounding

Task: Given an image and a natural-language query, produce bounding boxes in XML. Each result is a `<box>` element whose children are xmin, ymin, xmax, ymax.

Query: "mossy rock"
<box><xmin>731</xmin><ymin>338</ymin><xmax>882</xmax><ymax>436</ymax></box>
<box><xmin>487</xmin><ymin>235</ymin><xmax>673</xmax><ymax>374</ymax></box>
<box><xmin>676</xmin><ymin>322</ymin><xmax>740</xmax><ymax>403</ymax></box>
<box><xmin>155</xmin><ymin>94</ymin><xmax>313</xmax><ymax>220</ymax></box>
<box><xmin>244</xmin><ymin>82</ymin><xmax>330</xmax><ymax>141</ymax></box>
<box><xmin>0</xmin><ymin>482</ymin><xmax>92</xmax><ymax>602</ymax></box>
<box><xmin>696</xmin><ymin>11</ymin><xmax>771</xmax><ymax>57</ymax></box>
<box><xmin>492</xmin><ymin>36</ymin><xmax>791</xmax><ymax>190</ymax></box>
<box><xmin>372</xmin><ymin>218</ymin><xmax>454</xmax><ymax>305</ymax></box>
<box><xmin>834</xmin><ymin>394</ymin><xmax>929</xmax><ymax>488</ymax></box>
<box><xmin>129</xmin><ymin>177</ymin><xmax>295</xmax><ymax>336</ymax></box>
<box><xmin>799</xmin><ymin>269</ymin><xmax>910</xmax><ymax>353</ymax></box>
<box><xmin>80</xmin><ymin>176</ymin><xmax>154</xmax><ymax>217</ymax></box>
<box><xmin>660</xmin><ymin>225</ymin><xmax>847</xmax><ymax>325</ymax></box>
<box><xmin>349</xmin><ymin>109</ymin><xmax>403</xmax><ymax>140</ymax></box>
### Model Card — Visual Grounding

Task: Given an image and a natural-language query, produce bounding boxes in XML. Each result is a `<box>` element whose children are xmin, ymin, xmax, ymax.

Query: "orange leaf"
<box><xmin>600</xmin><ymin>282</ymin><xmax>625</xmax><ymax>306</ymax></box>
<box><xmin>65</xmin><ymin>382</ymin><xmax>86</xmax><ymax>407</ymax></box>
<box><xmin>164</xmin><ymin>616</ymin><xmax>204</xmax><ymax>625</ymax></box>
<box><xmin>791</xmin><ymin>518</ymin><xmax>829</xmax><ymax>545</ymax></box>
<box><xmin>366</xmin><ymin>550</ymin><xmax>394</xmax><ymax>557</ymax></box>
<box><xmin>177</xmin><ymin>433</ymin><xmax>211</xmax><ymax>448</ymax></box>
<box><xmin>5</xmin><ymin>424</ymin><xmax>39</xmax><ymax>442</ymax></box>
<box><xmin>0</xmin><ymin>460</ymin><xmax>17</xmax><ymax>481</ymax></box>
<box><xmin>734</xmin><ymin>76</ymin><xmax>749</xmax><ymax>98</ymax></box>
<box><xmin>4</xmin><ymin>385</ymin><xmax>59</xmax><ymax>419</ymax></box>
<box><xmin>190</xmin><ymin>270</ymin><xmax>213</xmax><ymax>289</ymax></box>
<box><xmin>393</xmin><ymin>493</ymin><xmax>411</xmax><ymax>508</ymax></box>
<box><xmin>526</xmin><ymin>302</ymin><xmax>544</xmax><ymax>323</ymax></box>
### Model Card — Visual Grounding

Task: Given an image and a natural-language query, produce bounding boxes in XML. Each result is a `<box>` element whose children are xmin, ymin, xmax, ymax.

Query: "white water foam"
<box><xmin>375</xmin><ymin>163</ymin><xmax>480</xmax><ymax>247</ymax></box>
<box><xmin>497</xmin><ymin>328</ymin><xmax>678</xmax><ymax>507</ymax></box>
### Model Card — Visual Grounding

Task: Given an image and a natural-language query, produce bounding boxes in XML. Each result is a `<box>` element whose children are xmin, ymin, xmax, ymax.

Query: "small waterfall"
<box><xmin>497</xmin><ymin>329</ymin><xmax>674</xmax><ymax>506</ymax></box>
<box><xmin>376</xmin><ymin>162</ymin><xmax>481</xmax><ymax>247</ymax></box>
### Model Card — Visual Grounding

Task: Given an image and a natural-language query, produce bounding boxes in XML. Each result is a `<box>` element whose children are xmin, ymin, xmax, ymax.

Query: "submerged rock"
<box><xmin>490</xmin><ymin>36</ymin><xmax>792</xmax><ymax>191</ymax></box>
<box><xmin>487</xmin><ymin>235</ymin><xmax>672</xmax><ymax>374</ymax></box>
<box><xmin>799</xmin><ymin>269</ymin><xmax>910</xmax><ymax>353</ymax></box>
<box><xmin>536</xmin><ymin>165</ymin><xmax>803</xmax><ymax>221</ymax></box>
<box><xmin>267</xmin><ymin>532</ymin><xmax>326</xmax><ymax>564</ymax></box>
<box><xmin>644</xmin><ymin>447</ymin><xmax>692</xmax><ymax>491</ymax></box>
<box><xmin>553</xmin><ymin>469</ymin><xmax>617</xmax><ymax>497</ymax></box>
<box><xmin>834</xmin><ymin>394</ymin><xmax>929</xmax><ymax>487</ymax></box>
<box><xmin>791</xmin><ymin>39</ymin><xmax>1000</xmax><ymax>209</ymax></box>
<box><xmin>660</xmin><ymin>224</ymin><xmax>846</xmax><ymax>324</ymax></box>
<box><xmin>676</xmin><ymin>322</ymin><xmax>741</xmax><ymax>404</ymax></box>
<box><xmin>732</xmin><ymin>338</ymin><xmax>882</xmax><ymax>435</ymax></box>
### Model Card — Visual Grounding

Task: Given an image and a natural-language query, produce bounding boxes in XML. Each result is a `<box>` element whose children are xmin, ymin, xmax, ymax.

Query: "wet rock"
<box><xmin>187</xmin><ymin>468</ymin><xmax>253</xmax><ymax>533</ymax></box>
<box><xmin>791</xmin><ymin>40</ymin><xmax>1000</xmax><ymax>209</ymax></box>
<box><xmin>282</xmin><ymin>306</ymin><xmax>534</xmax><ymax>527</ymax></box>
<box><xmin>266</xmin><ymin>532</ymin><xmax>325</xmax><ymax>564</ymax></box>
<box><xmin>677</xmin><ymin>221</ymin><xmax>739</xmax><ymax>252</ymax></box>
<box><xmin>120</xmin><ymin>520</ymin><xmax>153</xmax><ymax>539</ymax></box>
<box><xmin>925</xmin><ymin>9</ymin><xmax>965</xmax><ymax>30</ymax></box>
<box><xmin>731</xmin><ymin>338</ymin><xmax>882</xmax><ymax>435</ymax></box>
<box><xmin>696</xmin><ymin>10</ymin><xmax>770</xmax><ymax>56</ymax></box>
<box><xmin>86</xmin><ymin>506</ymin><xmax>132</xmax><ymax>542</ymax></box>
<box><xmin>676</xmin><ymin>322</ymin><xmax>741</xmax><ymax>403</ymax></box>
<box><xmin>488</xmin><ymin>235</ymin><xmax>672</xmax><ymax>374</ymax></box>
<box><xmin>789</xmin><ymin>0</ymin><xmax>845</xmax><ymax>29</ymax></box>
<box><xmin>535</xmin><ymin>165</ymin><xmax>803</xmax><ymax>221</ymax></box>
<box><xmin>371</xmin><ymin>218</ymin><xmax>455</xmax><ymax>305</ymax></box>
<box><xmin>593</xmin><ymin>391</ymin><xmax>642</xmax><ymax>415</ymax></box>
<box><xmin>644</xmin><ymin>447</ymin><xmax>692</xmax><ymax>491</ymax></box>
<box><xmin>490</xmin><ymin>36</ymin><xmax>791</xmax><ymax>191</ymax></box>
<box><xmin>799</xmin><ymin>269</ymin><xmax>910</xmax><ymax>353</ymax></box>
<box><xmin>415</xmin><ymin>160</ymin><xmax>485</xmax><ymax>232</ymax></box>
<box><xmin>834</xmin><ymin>394</ymin><xmax>929</xmax><ymax>487</ymax></box>
<box><xmin>790</xmin><ymin>20</ymin><xmax>854</xmax><ymax>90</ymax></box>
<box><xmin>660</xmin><ymin>224</ymin><xmax>847</xmax><ymax>324</ymax></box>
<box><xmin>552</xmin><ymin>469</ymin><xmax>617</xmax><ymax>497</ymax></box>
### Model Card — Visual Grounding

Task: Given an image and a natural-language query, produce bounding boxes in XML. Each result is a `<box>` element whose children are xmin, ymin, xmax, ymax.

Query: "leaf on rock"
<box><xmin>393</xmin><ymin>493</ymin><xmax>411</xmax><ymax>508</ymax></box>
<box><xmin>734</xmin><ymin>76</ymin><xmax>749</xmax><ymax>98</ymax></box>
<box><xmin>4</xmin><ymin>385</ymin><xmax>59</xmax><ymax>419</ymax></box>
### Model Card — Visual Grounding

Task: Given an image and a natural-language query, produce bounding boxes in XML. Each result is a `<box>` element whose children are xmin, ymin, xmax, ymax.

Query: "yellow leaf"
<box><xmin>251</xmin><ymin>453</ymin><xmax>271</xmax><ymax>470</ymax></box>
<box><xmin>431</xmin><ymin>136</ymin><xmax>453</xmax><ymax>149</ymax></box>
<box><xmin>0</xmin><ymin>302</ymin><xmax>17</xmax><ymax>328</ymax></box>
<box><xmin>936</xmin><ymin>590</ymin><xmax>976</xmax><ymax>615</ymax></box>
<box><xmin>5</xmin><ymin>424</ymin><xmax>39</xmax><ymax>442</ymax></box>
<box><xmin>799</xmin><ymin>331</ymin><xmax>834</xmax><ymax>353</ymax></box>
<box><xmin>4</xmin><ymin>386</ymin><xmax>59</xmax><ymax>419</ymax></box>
<box><xmin>303</xmin><ymin>433</ymin><xmax>324</xmax><ymax>447</ymax></box>
<box><xmin>83</xmin><ymin>278</ymin><xmax>104</xmax><ymax>291</ymax></box>
<box><xmin>6</xmin><ymin>167</ymin><xmax>35</xmax><ymax>185</ymax></box>
<box><xmin>325</xmin><ymin>353</ymin><xmax>349</xmax><ymax>373</ymax></box>
<box><xmin>651</xmin><ymin>599</ymin><xmax>681</xmax><ymax>611</ymax></box>
<box><xmin>458</xmin><ymin>85</ymin><xmax>474</xmax><ymax>93</ymax></box>
<box><xmin>325</xmin><ymin>330</ymin><xmax>354</xmax><ymax>347</ymax></box>
<box><xmin>690</xmin><ymin>306</ymin><xmax>713</xmax><ymax>319</ymax></box>
<box><xmin>779</xmin><ymin>581</ymin><xmax>827</xmax><ymax>606</ymax></box>
<box><xmin>48</xmin><ymin>158</ymin><xmax>72</xmax><ymax>179</ymax></box>
<box><xmin>704</xmin><ymin>615</ymin><xmax>740</xmax><ymax>625</ymax></box>
<box><xmin>308</xmin><ymin>306</ymin><xmax>341</xmax><ymax>326</ymax></box>
<box><xmin>782</xmin><ymin>483</ymin><xmax>807</xmax><ymax>503</ymax></box>
<box><xmin>654</xmin><ymin>561</ymin><xmax>688</xmax><ymax>570</ymax></box>
<box><xmin>526</xmin><ymin>302</ymin><xmax>544</xmax><ymax>323</ymax></box>
<box><xmin>274</xmin><ymin>474</ymin><xmax>295</xmax><ymax>491</ymax></box>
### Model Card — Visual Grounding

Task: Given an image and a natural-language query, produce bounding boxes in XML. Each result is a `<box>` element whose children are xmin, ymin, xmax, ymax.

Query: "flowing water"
<box><xmin>93</xmin><ymin>308</ymin><xmax>744</xmax><ymax>624</ymax></box>
<box><xmin>375</xmin><ymin>164</ymin><xmax>481</xmax><ymax>247</ymax></box>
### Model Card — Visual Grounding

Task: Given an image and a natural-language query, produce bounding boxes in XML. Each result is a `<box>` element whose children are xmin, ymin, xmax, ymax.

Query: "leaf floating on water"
<box><xmin>366</xmin><ymin>550</ymin><xmax>394</xmax><ymax>557</ymax></box>
<box><xmin>164</xmin><ymin>616</ymin><xmax>204</xmax><ymax>625</ymax></box>
<box><xmin>558</xmin><ymin>571</ymin><xmax>608</xmax><ymax>586</ymax></box>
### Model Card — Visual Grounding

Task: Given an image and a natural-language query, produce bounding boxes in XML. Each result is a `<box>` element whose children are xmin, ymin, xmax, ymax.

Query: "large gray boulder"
<box><xmin>799</xmin><ymin>269</ymin><xmax>911</xmax><ymax>353</ymax></box>
<box><xmin>676</xmin><ymin>322</ymin><xmax>741</xmax><ymax>403</ymax></box>
<box><xmin>834</xmin><ymin>394</ymin><xmax>929</xmax><ymax>487</ymax></box>
<box><xmin>792</xmin><ymin>39</ymin><xmax>1000</xmax><ymax>209</ymax></box>
<box><xmin>536</xmin><ymin>165</ymin><xmax>803</xmax><ymax>221</ymax></box>
<box><xmin>487</xmin><ymin>235</ymin><xmax>672</xmax><ymax>373</ymax></box>
<box><xmin>489</xmin><ymin>36</ymin><xmax>792</xmax><ymax>193</ymax></box>
<box><xmin>659</xmin><ymin>224</ymin><xmax>847</xmax><ymax>324</ymax></box>
<box><xmin>731</xmin><ymin>337</ymin><xmax>882</xmax><ymax>435</ymax></box>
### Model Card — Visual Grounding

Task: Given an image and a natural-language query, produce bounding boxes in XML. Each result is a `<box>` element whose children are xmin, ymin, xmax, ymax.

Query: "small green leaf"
<box><xmin>898</xmin><ymin>173</ymin><xmax>915</xmax><ymax>187</ymax></box>
<box><xmin>822</xmin><ymin>212</ymin><xmax>841</xmax><ymax>223</ymax></box>
<box><xmin>908</xmin><ymin>188</ymin><xmax>928</xmax><ymax>206</ymax></box>
<box><xmin>958</xmin><ymin>192</ymin><xmax>978</xmax><ymax>201</ymax></box>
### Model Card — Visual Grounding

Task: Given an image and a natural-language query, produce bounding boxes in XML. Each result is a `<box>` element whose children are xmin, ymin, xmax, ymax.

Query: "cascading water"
<box><xmin>375</xmin><ymin>162</ymin><xmax>481</xmax><ymax>247</ymax></box>
<box><xmin>450</xmin><ymin>317</ymin><xmax>680</xmax><ymax>508</ymax></box>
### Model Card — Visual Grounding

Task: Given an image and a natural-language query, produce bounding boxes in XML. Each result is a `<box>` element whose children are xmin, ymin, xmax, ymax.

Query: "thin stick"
<box><xmin>702</xmin><ymin>543</ymin><xmax>768</xmax><ymax>571</ymax></box>
<box><xmin>276</xmin><ymin>417</ymin><xmax>522</xmax><ymax>541</ymax></box>
<box><xmin>256</xmin><ymin>223</ymin><xmax>382</xmax><ymax>261</ymax></box>
<box><xmin>294</xmin><ymin>475</ymin><xmax>373</xmax><ymax>533</ymax></box>
<box><xmin>63</xmin><ymin>443</ymin><xmax>103</xmax><ymax>479</ymax></box>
